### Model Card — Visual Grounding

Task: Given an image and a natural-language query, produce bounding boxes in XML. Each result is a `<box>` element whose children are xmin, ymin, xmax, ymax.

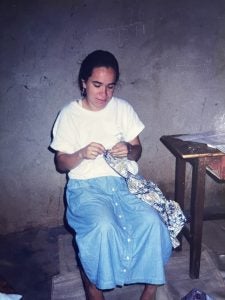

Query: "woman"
<box><xmin>50</xmin><ymin>50</ymin><xmax>172</xmax><ymax>300</ymax></box>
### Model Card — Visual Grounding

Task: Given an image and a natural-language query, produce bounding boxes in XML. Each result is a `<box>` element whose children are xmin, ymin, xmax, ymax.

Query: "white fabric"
<box><xmin>50</xmin><ymin>97</ymin><xmax>145</xmax><ymax>179</ymax></box>
<box><xmin>0</xmin><ymin>293</ymin><xmax>22</xmax><ymax>300</ymax></box>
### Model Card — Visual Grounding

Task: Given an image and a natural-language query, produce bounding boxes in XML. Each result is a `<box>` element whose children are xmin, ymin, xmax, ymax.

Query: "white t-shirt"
<box><xmin>50</xmin><ymin>97</ymin><xmax>145</xmax><ymax>179</ymax></box>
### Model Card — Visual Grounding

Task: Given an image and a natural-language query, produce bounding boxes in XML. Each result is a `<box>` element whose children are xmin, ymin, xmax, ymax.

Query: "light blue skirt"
<box><xmin>66</xmin><ymin>176</ymin><xmax>172</xmax><ymax>290</ymax></box>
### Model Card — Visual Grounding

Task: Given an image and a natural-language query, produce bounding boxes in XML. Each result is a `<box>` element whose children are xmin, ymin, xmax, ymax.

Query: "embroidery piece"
<box><xmin>104</xmin><ymin>151</ymin><xmax>186</xmax><ymax>248</ymax></box>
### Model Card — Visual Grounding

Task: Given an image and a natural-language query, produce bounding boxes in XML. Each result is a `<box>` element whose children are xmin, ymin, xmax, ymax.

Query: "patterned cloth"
<box><xmin>104</xmin><ymin>151</ymin><xmax>186</xmax><ymax>248</ymax></box>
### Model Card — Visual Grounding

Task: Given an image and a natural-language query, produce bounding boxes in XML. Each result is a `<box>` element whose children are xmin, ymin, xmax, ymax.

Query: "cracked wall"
<box><xmin>1</xmin><ymin>0</ymin><xmax>225</xmax><ymax>234</ymax></box>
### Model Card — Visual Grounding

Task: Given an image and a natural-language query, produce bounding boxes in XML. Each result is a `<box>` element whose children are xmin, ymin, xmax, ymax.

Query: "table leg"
<box><xmin>175</xmin><ymin>157</ymin><xmax>186</xmax><ymax>250</ymax></box>
<box><xmin>189</xmin><ymin>157</ymin><xmax>207</xmax><ymax>279</ymax></box>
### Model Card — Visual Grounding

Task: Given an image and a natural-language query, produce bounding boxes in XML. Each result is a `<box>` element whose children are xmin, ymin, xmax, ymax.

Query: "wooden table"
<box><xmin>160</xmin><ymin>135</ymin><xmax>225</xmax><ymax>279</ymax></box>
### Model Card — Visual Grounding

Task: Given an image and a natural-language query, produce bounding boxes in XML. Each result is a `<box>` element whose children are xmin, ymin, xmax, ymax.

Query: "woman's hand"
<box><xmin>109</xmin><ymin>136</ymin><xmax>142</xmax><ymax>161</ymax></box>
<box><xmin>79</xmin><ymin>142</ymin><xmax>105</xmax><ymax>160</ymax></box>
<box><xmin>109</xmin><ymin>141</ymin><xmax>129</xmax><ymax>158</ymax></box>
<box><xmin>56</xmin><ymin>142</ymin><xmax>105</xmax><ymax>172</ymax></box>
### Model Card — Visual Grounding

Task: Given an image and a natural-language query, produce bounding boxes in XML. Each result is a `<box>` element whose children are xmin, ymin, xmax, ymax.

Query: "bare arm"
<box><xmin>55</xmin><ymin>142</ymin><xmax>105</xmax><ymax>172</ymax></box>
<box><xmin>109</xmin><ymin>136</ymin><xmax>142</xmax><ymax>161</ymax></box>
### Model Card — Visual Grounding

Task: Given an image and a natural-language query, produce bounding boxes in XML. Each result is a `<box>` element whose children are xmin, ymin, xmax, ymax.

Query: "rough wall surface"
<box><xmin>1</xmin><ymin>0</ymin><xmax>225</xmax><ymax>234</ymax></box>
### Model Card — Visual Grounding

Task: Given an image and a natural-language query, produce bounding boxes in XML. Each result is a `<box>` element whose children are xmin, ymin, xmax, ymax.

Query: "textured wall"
<box><xmin>1</xmin><ymin>0</ymin><xmax>225</xmax><ymax>234</ymax></box>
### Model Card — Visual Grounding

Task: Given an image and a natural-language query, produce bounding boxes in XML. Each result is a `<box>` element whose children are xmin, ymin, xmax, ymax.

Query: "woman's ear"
<box><xmin>82</xmin><ymin>79</ymin><xmax>86</xmax><ymax>89</ymax></box>
<box><xmin>81</xmin><ymin>80</ymin><xmax>87</xmax><ymax>98</ymax></box>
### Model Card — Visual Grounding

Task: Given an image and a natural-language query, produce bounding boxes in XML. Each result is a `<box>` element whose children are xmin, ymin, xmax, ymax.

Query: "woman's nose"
<box><xmin>100</xmin><ymin>86</ymin><xmax>107</xmax><ymax>96</ymax></box>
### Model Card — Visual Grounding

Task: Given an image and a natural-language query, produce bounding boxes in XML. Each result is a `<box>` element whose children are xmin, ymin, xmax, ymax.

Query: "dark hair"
<box><xmin>78</xmin><ymin>50</ymin><xmax>120</xmax><ymax>95</ymax></box>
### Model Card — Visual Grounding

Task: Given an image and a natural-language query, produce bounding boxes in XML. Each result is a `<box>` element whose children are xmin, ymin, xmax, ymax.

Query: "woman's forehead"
<box><xmin>90</xmin><ymin>66</ymin><xmax>116</xmax><ymax>82</ymax></box>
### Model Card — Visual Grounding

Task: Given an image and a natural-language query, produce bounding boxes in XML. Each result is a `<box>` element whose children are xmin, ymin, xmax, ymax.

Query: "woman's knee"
<box><xmin>140</xmin><ymin>207</ymin><xmax>162</xmax><ymax>226</ymax></box>
<box><xmin>95</xmin><ymin>216</ymin><xmax>116</xmax><ymax>235</ymax></box>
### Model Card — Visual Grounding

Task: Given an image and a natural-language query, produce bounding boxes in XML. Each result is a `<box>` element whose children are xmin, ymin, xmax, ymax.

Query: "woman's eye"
<box><xmin>93</xmin><ymin>83</ymin><xmax>101</xmax><ymax>88</ymax></box>
<box><xmin>92</xmin><ymin>82</ymin><xmax>115</xmax><ymax>89</ymax></box>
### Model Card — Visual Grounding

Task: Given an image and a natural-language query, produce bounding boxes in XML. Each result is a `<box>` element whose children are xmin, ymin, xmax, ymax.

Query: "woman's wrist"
<box><xmin>78</xmin><ymin>149</ymin><xmax>84</xmax><ymax>159</ymax></box>
<box><xmin>126</xmin><ymin>142</ymin><xmax>132</xmax><ymax>155</ymax></box>
<box><xmin>126</xmin><ymin>143</ymin><xmax>142</xmax><ymax>161</ymax></box>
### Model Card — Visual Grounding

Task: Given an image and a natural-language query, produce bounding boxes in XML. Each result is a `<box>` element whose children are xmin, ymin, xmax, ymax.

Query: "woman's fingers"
<box><xmin>110</xmin><ymin>142</ymin><xmax>128</xmax><ymax>157</ymax></box>
<box><xmin>85</xmin><ymin>142</ymin><xmax>105</xmax><ymax>159</ymax></box>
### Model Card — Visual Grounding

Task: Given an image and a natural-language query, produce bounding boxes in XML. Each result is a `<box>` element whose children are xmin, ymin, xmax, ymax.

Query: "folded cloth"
<box><xmin>0</xmin><ymin>293</ymin><xmax>22</xmax><ymax>300</ymax></box>
<box><xmin>104</xmin><ymin>151</ymin><xmax>186</xmax><ymax>248</ymax></box>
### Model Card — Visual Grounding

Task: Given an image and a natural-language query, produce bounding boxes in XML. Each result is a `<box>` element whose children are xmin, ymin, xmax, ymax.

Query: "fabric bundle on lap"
<box><xmin>104</xmin><ymin>150</ymin><xmax>186</xmax><ymax>248</ymax></box>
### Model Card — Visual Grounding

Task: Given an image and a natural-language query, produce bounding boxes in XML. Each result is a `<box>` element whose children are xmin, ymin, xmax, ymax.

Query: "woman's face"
<box><xmin>82</xmin><ymin>66</ymin><xmax>116</xmax><ymax>111</ymax></box>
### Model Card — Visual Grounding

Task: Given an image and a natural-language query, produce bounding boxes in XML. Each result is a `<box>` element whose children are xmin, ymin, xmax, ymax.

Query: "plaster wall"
<box><xmin>1</xmin><ymin>0</ymin><xmax>225</xmax><ymax>234</ymax></box>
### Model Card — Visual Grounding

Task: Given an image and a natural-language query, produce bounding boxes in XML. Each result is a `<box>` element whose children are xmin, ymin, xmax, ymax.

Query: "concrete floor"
<box><xmin>0</xmin><ymin>220</ymin><xmax>225</xmax><ymax>300</ymax></box>
<box><xmin>0</xmin><ymin>226</ymin><xmax>68</xmax><ymax>299</ymax></box>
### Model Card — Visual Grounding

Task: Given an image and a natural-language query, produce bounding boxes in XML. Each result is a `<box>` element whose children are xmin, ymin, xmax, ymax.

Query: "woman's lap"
<box><xmin>66</xmin><ymin>176</ymin><xmax>172</xmax><ymax>289</ymax></box>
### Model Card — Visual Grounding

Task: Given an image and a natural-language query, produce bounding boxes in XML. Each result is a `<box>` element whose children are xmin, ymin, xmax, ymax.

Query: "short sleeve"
<box><xmin>50</xmin><ymin>107</ymin><xmax>78</xmax><ymax>154</ymax></box>
<box><xmin>117</xmin><ymin>99</ymin><xmax>145</xmax><ymax>142</ymax></box>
